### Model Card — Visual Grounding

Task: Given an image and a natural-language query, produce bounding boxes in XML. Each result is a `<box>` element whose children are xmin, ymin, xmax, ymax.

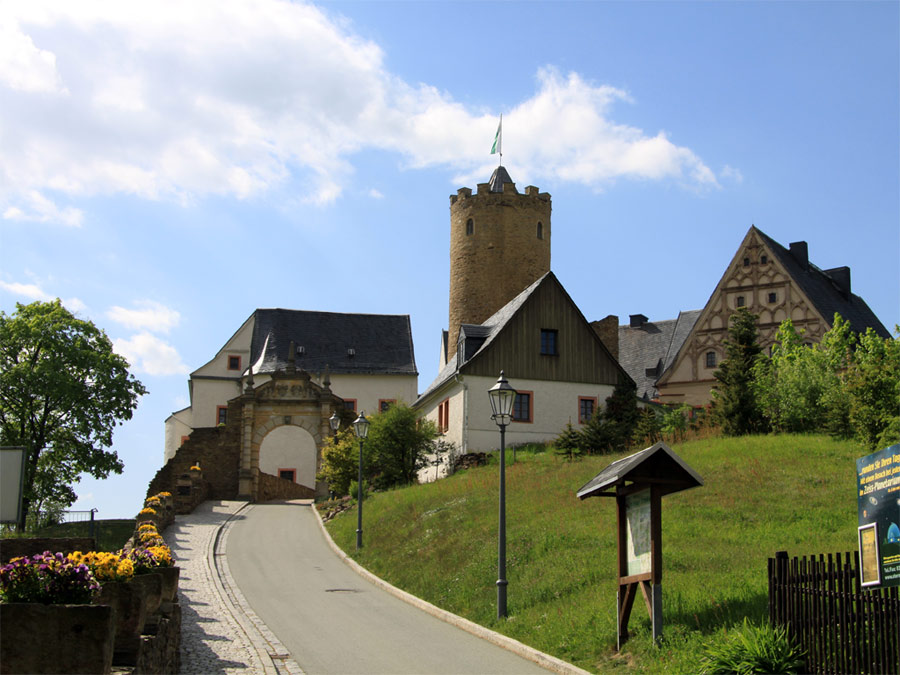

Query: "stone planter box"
<box><xmin>95</xmin><ymin>575</ymin><xmax>161</xmax><ymax>664</ymax></box>
<box><xmin>0</xmin><ymin>603</ymin><xmax>115</xmax><ymax>674</ymax></box>
<box><xmin>152</xmin><ymin>566</ymin><xmax>180</xmax><ymax>604</ymax></box>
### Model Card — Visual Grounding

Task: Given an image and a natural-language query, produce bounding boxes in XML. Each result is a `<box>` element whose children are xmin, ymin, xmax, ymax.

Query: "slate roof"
<box><xmin>617</xmin><ymin>311</ymin><xmax>702</xmax><ymax>400</ymax></box>
<box><xmin>754</xmin><ymin>228</ymin><xmax>890</xmax><ymax>338</ymax></box>
<box><xmin>249</xmin><ymin>309</ymin><xmax>417</xmax><ymax>376</ymax></box>
<box><xmin>488</xmin><ymin>165</ymin><xmax>516</xmax><ymax>193</ymax></box>
<box><xmin>576</xmin><ymin>441</ymin><xmax>703</xmax><ymax>499</ymax></box>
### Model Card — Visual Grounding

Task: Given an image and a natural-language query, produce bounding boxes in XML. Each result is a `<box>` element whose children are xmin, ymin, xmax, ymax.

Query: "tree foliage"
<box><xmin>365</xmin><ymin>403</ymin><xmax>438</xmax><ymax>489</ymax></box>
<box><xmin>711</xmin><ymin>308</ymin><xmax>767</xmax><ymax>436</ymax></box>
<box><xmin>844</xmin><ymin>327</ymin><xmax>900</xmax><ymax>449</ymax></box>
<box><xmin>0</xmin><ymin>300</ymin><xmax>147</xmax><ymax>529</ymax></box>
<box><xmin>318</xmin><ymin>403</ymin><xmax>439</xmax><ymax>494</ymax></box>
<box><xmin>564</xmin><ymin>378</ymin><xmax>640</xmax><ymax>455</ymax></box>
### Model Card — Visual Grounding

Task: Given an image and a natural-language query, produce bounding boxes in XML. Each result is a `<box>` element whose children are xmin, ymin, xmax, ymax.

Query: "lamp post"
<box><xmin>328</xmin><ymin>411</ymin><xmax>340</xmax><ymax>435</ymax></box>
<box><xmin>353</xmin><ymin>411</ymin><xmax>369</xmax><ymax>550</ymax></box>
<box><xmin>488</xmin><ymin>371</ymin><xmax>517</xmax><ymax>619</ymax></box>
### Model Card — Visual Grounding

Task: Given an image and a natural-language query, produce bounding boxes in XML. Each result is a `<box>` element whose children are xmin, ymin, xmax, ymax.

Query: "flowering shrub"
<box><xmin>138</xmin><ymin>523</ymin><xmax>158</xmax><ymax>533</ymax></box>
<box><xmin>127</xmin><ymin>545</ymin><xmax>174</xmax><ymax>573</ymax></box>
<box><xmin>137</xmin><ymin>507</ymin><xmax>156</xmax><ymax>517</ymax></box>
<box><xmin>67</xmin><ymin>551</ymin><xmax>134</xmax><ymax>583</ymax></box>
<box><xmin>139</xmin><ymin>531</ymin><xmax>164</xmax><ymax>545</ymax></box>
<box><xmin>1</xmin><ymin>552</ymin><xmax>99</xmax><ymax>604</ymax></box>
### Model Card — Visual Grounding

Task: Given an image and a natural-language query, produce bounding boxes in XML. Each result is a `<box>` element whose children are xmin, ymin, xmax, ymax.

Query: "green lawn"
<box><xmin>324</xmin><ymin>434</ymin><xmax>865</xmax><ymax>673</ymax></box>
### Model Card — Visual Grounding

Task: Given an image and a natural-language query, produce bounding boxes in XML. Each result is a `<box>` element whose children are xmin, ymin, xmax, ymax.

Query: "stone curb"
<box><xmin>311</xmin><ymin>503</ymin><xmax>591</xmax><ymax>675</ymax></box>
<box><xmin>205</xmin><ymin>502</ymin><xmax>305</xmax><ymax>675</ymax></box>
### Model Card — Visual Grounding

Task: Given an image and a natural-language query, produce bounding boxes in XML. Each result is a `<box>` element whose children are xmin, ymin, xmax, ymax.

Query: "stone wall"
<box><xmin>257</xmin><ymin>471</ymin><xmax>316</xmax><ymax>502</ymax></box>
<box><xmin>448</xmin><ymin>181</ymin><xmax>551</xmax><ymax>346</ymax></box>
<box><xmin>0</xmin><ymin>537</ymin><xmax>96</xmax><ymax>564</ymax></box>
<box><xmin>147</xmin><ymin>407</ymin><xmax>242</xmax><ymax>504</ymax></box>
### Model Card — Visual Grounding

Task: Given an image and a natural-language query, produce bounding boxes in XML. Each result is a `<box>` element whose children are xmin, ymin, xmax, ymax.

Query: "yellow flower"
<box><xmin>138</xmin><ymin>507</ymin><xmax>156</xmax><ymax>516</ymax></box>
<box><xmin>157</xmin><ymin>492</ymin><xmax>172</xmax><ymax>498</ymax></box>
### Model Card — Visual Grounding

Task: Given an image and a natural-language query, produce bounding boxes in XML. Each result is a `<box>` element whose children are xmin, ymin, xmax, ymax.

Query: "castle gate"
<box><xmin>237</xmin><ymin>366</ymin><xmax>342</xmax><ymax>501</ymax></box>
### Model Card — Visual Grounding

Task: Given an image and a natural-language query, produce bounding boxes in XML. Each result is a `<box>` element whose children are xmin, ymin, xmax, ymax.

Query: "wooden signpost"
<box><xmin>577</xmin><ymin>441</ymin><xmax>703</xmax><ymax>649</ymax></box>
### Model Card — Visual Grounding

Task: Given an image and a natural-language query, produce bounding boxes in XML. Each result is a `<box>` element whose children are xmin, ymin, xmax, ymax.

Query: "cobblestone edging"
<box><xmin>165</xmin><ymin>501</ymin><xmax>302</xmax><ymax>675</ymax></box>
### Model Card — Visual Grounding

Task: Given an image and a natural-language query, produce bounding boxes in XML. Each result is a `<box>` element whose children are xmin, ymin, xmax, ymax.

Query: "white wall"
<box><xmin>259</xmin><ymin>425</ymin><xmax>318</xmax><ymax>489</ymax></box>
<box><xmin>329</xmin><ymin>373</ymin><xmax>418</xmax><ymax>415</ymax></box>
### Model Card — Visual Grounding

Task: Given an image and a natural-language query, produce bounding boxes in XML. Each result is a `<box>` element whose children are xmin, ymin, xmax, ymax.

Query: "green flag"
<box><xmin>491</xmin><ymin>115</ymin><xmax>502</xmax><ymax>155</ymax></box>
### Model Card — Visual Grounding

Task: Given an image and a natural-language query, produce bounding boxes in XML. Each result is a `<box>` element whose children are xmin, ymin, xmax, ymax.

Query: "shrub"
<box><xmin>700</xmin><ymin>618</ymin><xmax>805</xmax><ymax>674</ymax></box>
<box><xmin>553</xmin><ymin>422</ymin><xmax>583</xmax><ymax>460</ymax></box>
<box><xmin>318</xmin><ymin>427</ymin><xmax>360</xmax><ymax>496</ymax></box>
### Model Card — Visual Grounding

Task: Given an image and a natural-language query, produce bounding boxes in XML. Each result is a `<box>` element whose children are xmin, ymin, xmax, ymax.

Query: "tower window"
<box><xmin>705</xmin><ymin>351</ymin><xmax>717</xmax><ymax>368</ymax></box>
<box><xmin>737</xmin><ymin>296</ymin><xmax>745</xmax><ymax>307</ymax></box>
<box><xmin>466</xmin><ymin>218</ymin><xmax>474</xmax><ymax>235</ymax></box>
<box><xmin>540</xmin><ymin>329</ymin><xmax>558</xmax><ymax>356</ymax></box>
<box><xmin>537</xmin><ymin>221</ymin><xmax>543</xmax><ymax>240</ymax></box>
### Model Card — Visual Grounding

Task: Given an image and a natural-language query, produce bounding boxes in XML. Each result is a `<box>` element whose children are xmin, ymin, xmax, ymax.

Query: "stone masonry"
<box><xmin>448</xmin><ymin>176</ymin><xmax>551</xmax><ymax>347</ymax></box>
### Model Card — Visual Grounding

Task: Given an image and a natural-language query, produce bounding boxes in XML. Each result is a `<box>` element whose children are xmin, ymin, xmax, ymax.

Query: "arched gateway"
<box><xmin>148</xmin><ymin>359</ymin><xmax>343</xmax><ymax>505</ymax></box>
<box><xmin>236</xmin><ymin>365</ymin><xmax>342</xmax><ymax>501</ymax></box>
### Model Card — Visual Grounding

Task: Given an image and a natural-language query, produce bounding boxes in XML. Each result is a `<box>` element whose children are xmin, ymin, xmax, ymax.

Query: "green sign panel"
<box><xmin>856</xmin><ymin>444</ymin><xmax>900</xmax><ymax>588</ymax></box>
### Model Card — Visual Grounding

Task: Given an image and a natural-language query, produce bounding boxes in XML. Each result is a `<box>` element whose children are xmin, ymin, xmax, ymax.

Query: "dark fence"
<box><xmin>768</xmin><ymin>550</ymin><xmax>899</xmax><ymax>675</ymax></box>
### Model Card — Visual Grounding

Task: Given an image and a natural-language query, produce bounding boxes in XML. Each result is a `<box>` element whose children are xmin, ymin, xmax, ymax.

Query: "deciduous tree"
<box><xmin>0</xmin><ymin>300</ymin><xmax>147</xmax><ymax>529</ymax></box>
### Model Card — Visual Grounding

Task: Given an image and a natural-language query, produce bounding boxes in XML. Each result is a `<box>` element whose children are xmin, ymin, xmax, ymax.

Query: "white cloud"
<box><xmin>0</xmin><ymin>0</ymin><xmax>719</xmax><ymax>220</ymax></box>
<box><xmin>368</xmin><ymin>188</ymin><xmax>384</xmax><ymax>199</ymax></box>
<box><xmin>0</xmin><ymin>279</ymin><xmax>85</xmax><ymax>312</ymax></box>
<box><xmin>113</xmin><ymin>332</ymin><xmax>189</xmax><ymax>376</ymax></box>
<box><xmin>721</xmin><ymin>165</ymin><xmax>744</xmax><ymax>184</ymax></box>
<box><xmin>3</xmin><ymin>190</ymin><xmax>83</xmax><ymax>227</ymax></box>
<box><xmin>106</xmin><ymin>300</ymin><xmax>181</xmax><ymax>334</ymax></box>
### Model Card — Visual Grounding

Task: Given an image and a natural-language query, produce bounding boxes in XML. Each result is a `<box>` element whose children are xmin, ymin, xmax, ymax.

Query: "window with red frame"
<box><xmin>216</xmin><ymin>406</ymin><xmax>227</xmax><ymax>425</ymax></box>
<box><xmin>437</xmin><ymin>398</ymin><xmax>450</xmax><ymax>433</ymax></box>
<box><xmin>379</xmin><ymin>399</ymin><xmax>396</xmax><ymax>413</ymax></box>
<box><xmin>512</xmin><ymin>392</ymin><xmax>533</xmax><ymax>423</ymax></box>
<box><xmin>578</xmin><ymin>397</ymin><xmax>597</xmax><ymax>424</ymax></box>
<box><xmin>227</xmin><ymin>355</ymin><xmax>241</xmax><ymax>371</ymax></box>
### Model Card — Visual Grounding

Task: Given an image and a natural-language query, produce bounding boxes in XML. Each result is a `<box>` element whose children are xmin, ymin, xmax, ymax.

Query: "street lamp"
<box><xmin>488</xmin><ymin>371</ymin><xmax>517</xmax><ymax>619</ymax></box>
<box><xmin>328</xmin><ymin>411</ymin><xmax>340</xmax><ymax>435</ymax></box>
<box><xmin>353</xmin><ymin>411</ymin><xmax>369</xmax><ymax>550</ymax></box>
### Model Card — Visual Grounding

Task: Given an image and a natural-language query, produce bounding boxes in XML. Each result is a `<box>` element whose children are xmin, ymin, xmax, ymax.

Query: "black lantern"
<box><xmin>353</xmin><ymin>411</ymin><xmax>369</xmax><ymax>549</ymax></box>
<box><xmin>488</xmin><ymin>371</ymin><xmax>516</xmax><ymax>619</ymax></box>
<box><xmin>488</xmin><ymin>371</ymin><xmax>517</xmax><ymax>427</ymax></box>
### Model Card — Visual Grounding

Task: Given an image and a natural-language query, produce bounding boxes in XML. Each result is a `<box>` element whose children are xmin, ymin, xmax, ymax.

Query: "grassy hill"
<box><xmin>324</xmin><ymin>434</ymin><xmax>866</xmax><ymax>673</ymax></box>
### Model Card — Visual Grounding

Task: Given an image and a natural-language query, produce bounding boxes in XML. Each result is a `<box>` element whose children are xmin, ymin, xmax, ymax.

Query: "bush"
<box><xmin>365</xmin><ymin>404</ymin><xmax>438</xmax><ymax>489</ymax></box>
<box><xmin>700</xmin><ymin>618</ymin><xmax>805</xmax><ymax>674</ymax></box>
<box><xmin>553</xmin><ymin>422</ymin><xmax>583</xmax><ymax>460</ymax></box>
<box><xmin>317</xmin><ymin>427</ymin><xmax>360</xmax><ymax>496</ymax></box>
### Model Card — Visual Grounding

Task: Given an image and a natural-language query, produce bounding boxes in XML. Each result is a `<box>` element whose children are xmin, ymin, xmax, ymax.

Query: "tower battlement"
<box><xmin>446</xmin><ymin>166</ymin><xmax>552</xmax><ymax>355</ymax></box>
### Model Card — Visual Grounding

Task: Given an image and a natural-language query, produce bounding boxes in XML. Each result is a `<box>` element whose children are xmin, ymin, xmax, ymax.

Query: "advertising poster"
<box><xmin>856</xmin><ymin>444</ymin><xmax>900</xmax><ymax>588</ymax></box>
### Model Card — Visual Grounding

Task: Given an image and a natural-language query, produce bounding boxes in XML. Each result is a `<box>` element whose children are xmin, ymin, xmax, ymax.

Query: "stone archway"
<box><xmin>235</xmin><ymin>366</ymin><xmax>342</xmax><ymax>501</ymax></box>
<box><xmin>258</xmin><ymin>424</ymin><xmax>317</xmax><ymax>489</ymax></box>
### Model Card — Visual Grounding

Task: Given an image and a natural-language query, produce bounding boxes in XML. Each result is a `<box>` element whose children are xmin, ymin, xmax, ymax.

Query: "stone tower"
<box><xmin>448</xmin><ymin>166</ymin><xmax>551</xmax><ymax>351</ymax></box>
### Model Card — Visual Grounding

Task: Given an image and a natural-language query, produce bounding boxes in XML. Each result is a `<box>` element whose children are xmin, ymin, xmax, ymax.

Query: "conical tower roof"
<box><xmin>488</xmin><ymin>165</ymin><xmax>517</xmax><ymax>193</ymax></box>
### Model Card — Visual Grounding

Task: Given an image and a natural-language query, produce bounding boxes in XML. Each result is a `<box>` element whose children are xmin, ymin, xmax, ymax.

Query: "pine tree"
<box><xmin>711</xmin><ymin>308</ymin><xmax>767</xmax><ymax>435</ymax></box>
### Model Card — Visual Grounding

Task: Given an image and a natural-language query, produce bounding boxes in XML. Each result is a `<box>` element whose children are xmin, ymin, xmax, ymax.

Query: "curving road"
<box><xmin>226</xmin><ymin>502</ymin><xmax>549</xmax><ymax>675</ymax></box>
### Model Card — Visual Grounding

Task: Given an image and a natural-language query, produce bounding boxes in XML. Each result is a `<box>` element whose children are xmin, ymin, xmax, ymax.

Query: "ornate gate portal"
<box><xmin>236</xmin><ymin>363</ymin><xmax>342</xmax><ymax>501</ymax></box>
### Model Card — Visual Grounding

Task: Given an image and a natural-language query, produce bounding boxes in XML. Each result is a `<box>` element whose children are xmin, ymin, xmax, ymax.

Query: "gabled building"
<box><xmin>649</xmin><ymin>226</ymin><xmax>889</xmax><ymax>405</ymax></box>
<box><xmin>164</xmin><ymin>308</ymin><xmax>418</xmax><ymax>461</ymax></box>
<box><xmin>415</xmin><ymin>272</ymin><xmax>630</xmax><ymax>453</ymax></box>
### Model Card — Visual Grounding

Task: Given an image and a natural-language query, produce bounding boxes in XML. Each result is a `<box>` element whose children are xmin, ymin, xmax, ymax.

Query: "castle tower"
<box><xmin>448</xmin><ymin>166</ymin><xmax>551</xmax><ymax>353</ymax></box>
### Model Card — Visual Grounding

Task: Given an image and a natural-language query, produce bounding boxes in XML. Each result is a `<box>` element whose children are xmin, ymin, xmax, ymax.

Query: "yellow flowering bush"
<box><xmin>138</xmin><ymin>507</ymin><xmax>156</xmax><ymax>517</ymax></box>
<box><xmin>138</xmin><ymin>523</ymin><xmax>157</xmax><ymax>533</ymax></box>
<box><xmin>140</xmin><ymin>531</ymin><xmax>164</xmax><ymax>545</ymax></box>
<box><xmin>68</xmin><ymin>551</ymin><xmax>134</xmax><ymax>583</ymax></box>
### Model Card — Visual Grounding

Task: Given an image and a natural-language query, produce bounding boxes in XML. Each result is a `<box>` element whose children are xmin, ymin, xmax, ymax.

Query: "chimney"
<box><xmin>591</xmin><ymin>315</ymin><xmax>619</xmax><ymax>360</ymax></box>
<box><xmin>629</xmin><ymin>314</ymin><xmax>649</xmax><ymax>328</ymax></box>
<box><xmin>789</xmin><ymin>241</ymin><xmax>809</xmax><ymax>269</ymax></box>
<box><xmin>826</xmin><ymin>266</ymin><xmax>851</xmax><ymax>297</ymax></box>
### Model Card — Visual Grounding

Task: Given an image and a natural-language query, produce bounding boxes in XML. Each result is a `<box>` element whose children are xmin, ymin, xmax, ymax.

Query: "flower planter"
<box><xmin>131</xmin><ymin>572</ymin><xmax>163</xmax><ymax>616</ymax></box>
<box><xmin>0</xmin><ymin>603</ymin><xmax>115</xmax><ymax>674</ymax></box>
<box><xmin>153</xmin><ymin>566</ymin><xmax>180</xmax><ymax>603</ymax></box>
<box><xmin>95</xmin><ymin>577</ymin><xmax>157</xmax><ymax>661</ymax></box>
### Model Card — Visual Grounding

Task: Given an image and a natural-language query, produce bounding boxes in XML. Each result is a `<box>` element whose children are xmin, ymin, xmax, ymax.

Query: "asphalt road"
<box><xmin>226</xmin><ymin>502</ymin><xmax>549</xmax><ymax>675</ymax></box>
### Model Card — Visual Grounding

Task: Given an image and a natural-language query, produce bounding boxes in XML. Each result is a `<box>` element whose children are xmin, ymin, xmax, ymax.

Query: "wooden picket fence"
<box><xmin>768</xmin><ymin>551</ymin><xmax>899</xmax><ymax>674</ymax></box>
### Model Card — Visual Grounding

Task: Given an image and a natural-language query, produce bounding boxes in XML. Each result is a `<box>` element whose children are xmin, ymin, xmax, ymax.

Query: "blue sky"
<box><xmin>1</xmin><ymin>1</ymin><xmax>897</xmax><ymax>518</ymax></box>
